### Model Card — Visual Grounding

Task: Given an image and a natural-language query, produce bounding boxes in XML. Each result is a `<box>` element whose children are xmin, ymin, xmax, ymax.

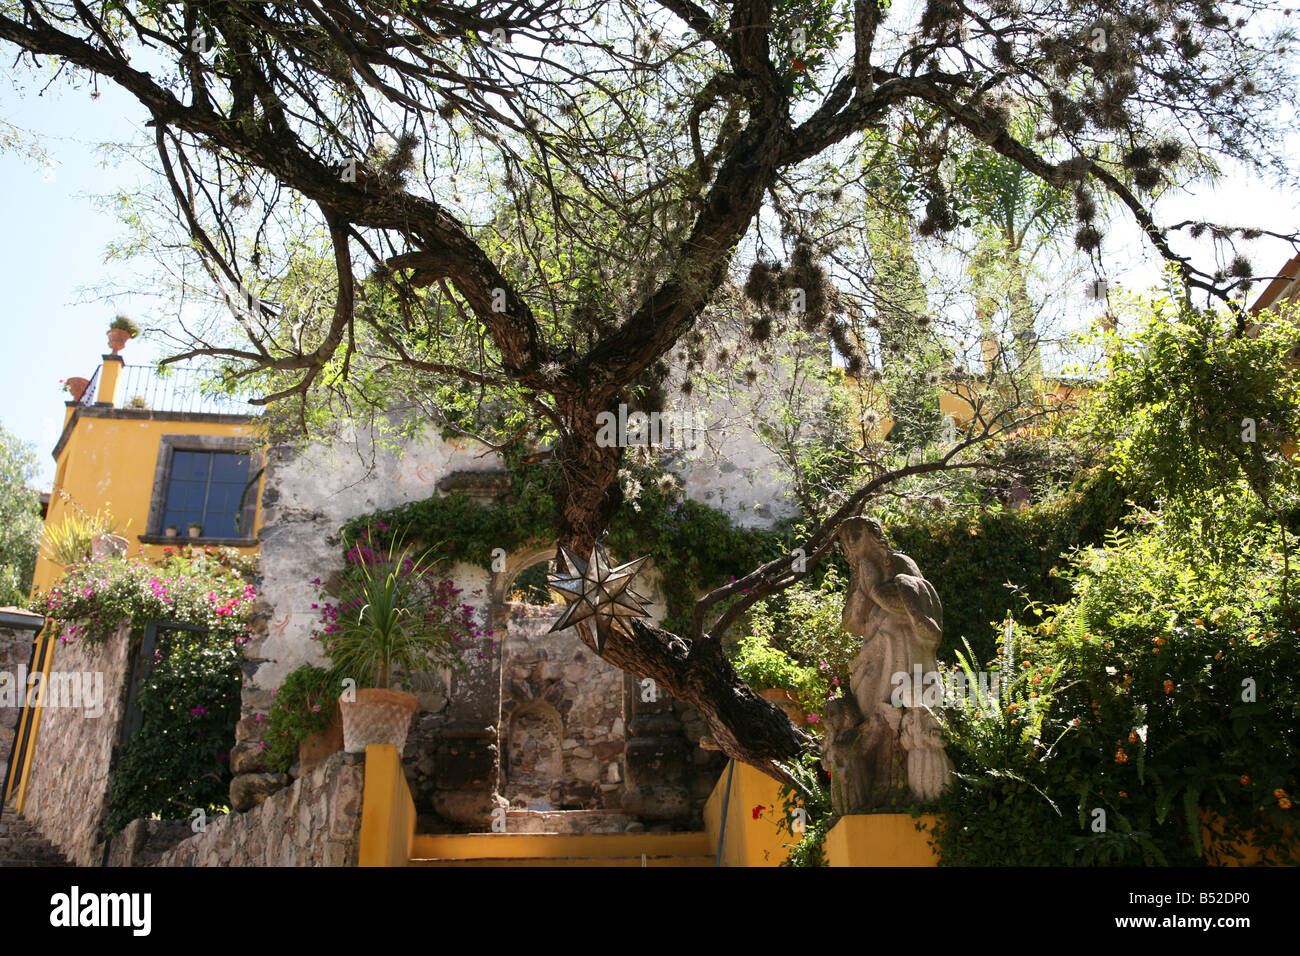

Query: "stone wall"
<box><xmin>126</xmin><ymin>752</ymin><xmax>364</xmax><ymax>867</ymax></box>
<box><xmin>20</xmin><ymin>623</ymin><xmax>133</xmax><ymax>867</ymax></box>
<box><xmin>238</xmin><ymin>409</ymin><xmax>793</xmax><ymax>829</ymax></box>
<box><xmin>0</xmin><ymin>624</ymin><xmax>38</xmax><ymax>791</ymax></box>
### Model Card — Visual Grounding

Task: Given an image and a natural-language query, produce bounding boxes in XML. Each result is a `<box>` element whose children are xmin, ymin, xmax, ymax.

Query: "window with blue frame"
<box><xmin>161</xmin><ymin>450</ymin><xmax>251</xmax><ymax>538</ymax></box>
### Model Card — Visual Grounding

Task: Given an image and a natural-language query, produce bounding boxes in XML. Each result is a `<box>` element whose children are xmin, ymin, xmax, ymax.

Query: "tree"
<box><xmin>3</xmin><ymin>0</ymin><xmax>1297</xmax><ymax>778</ymax></box>
<box><xmin>0</xmin><ymin>424</ymin><xmax>43</xmax><ymax>607</ymax></box>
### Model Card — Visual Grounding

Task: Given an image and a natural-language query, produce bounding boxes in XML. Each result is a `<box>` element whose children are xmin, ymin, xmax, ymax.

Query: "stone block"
<box><xmin>229</xmin><ymin>772</ymin><xmax>290</xmax><ymax>812</ymax></box>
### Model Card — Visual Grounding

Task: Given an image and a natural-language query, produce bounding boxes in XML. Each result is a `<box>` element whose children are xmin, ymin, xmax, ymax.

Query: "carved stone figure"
<box><xmin>821</xmin><ymin>516</ymin><xmax>952</xmax><ymax>811</ymax></box>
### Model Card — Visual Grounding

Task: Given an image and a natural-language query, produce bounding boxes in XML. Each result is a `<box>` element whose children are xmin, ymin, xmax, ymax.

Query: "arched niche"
<box><xmin>504</xmin><ymin>700</ymin><xmax>564</xmax><ymax>790</ymax></box>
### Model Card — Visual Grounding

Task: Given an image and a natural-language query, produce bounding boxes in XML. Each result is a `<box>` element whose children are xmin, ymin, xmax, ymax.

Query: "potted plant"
<box><xmin>264</xmin><ymin>664</ymin><xmax>343</xmax><ymax>774</ymax></box>
<box><xmin>107</xmin><ymin>314</ymin><xmax>140</xmax><ymax>354</ymax></box>
<box><xmin>187</xmin><ymin>522</ymin><xmax>202</xmax><ymax>538</ymax></box>
<box><xmin>164</xmin><ymin>525</ymin><xmax>178</xmax><ymax>538</ymax></box>
<box><xmin>126</xmin><ymin>395</ymin><xmax>148</xmax><ymax>410</ymax></box>
<box><xmin>319</xmin><ymin>534</ymin><xmax>471</xmax><ymax>753</ymax></box>
<box><xmin>731</xmin><ymin>632</ymin><xmax>818</xmax><ymax>726</ymax></box>
<box><xmin>61</xmin><ymin>377</ymin><xmax>91</xmax><ymax>402</ymax></box>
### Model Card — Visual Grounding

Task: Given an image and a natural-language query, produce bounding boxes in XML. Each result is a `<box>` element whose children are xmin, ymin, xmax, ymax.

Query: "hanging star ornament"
<box><xmin>547</xmin><ymin>542</ymin><xmax>652</xmax><ymax>651</ymax></box>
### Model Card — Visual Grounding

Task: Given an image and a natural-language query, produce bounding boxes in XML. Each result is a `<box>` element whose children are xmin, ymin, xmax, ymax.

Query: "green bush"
<box><xmin>934</xmin><ymin>500</ymin><xmax>1300</xmax><ymax>866</ymax></box>
<box><xmin>263</xmin><ymin>664</ymin><xmax>339</xmax><ymax>773</ymax></box>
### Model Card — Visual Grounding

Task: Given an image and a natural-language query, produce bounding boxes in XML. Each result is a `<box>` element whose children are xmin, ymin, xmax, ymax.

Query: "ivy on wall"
<box><xmin>342</xmin><ymin>459</ymin><xmax>1135</xmax><ymax>658</ymax></box>
<box><xmin>344</xmin><ymin>460</ymin><xmax>790</xmax><ymax>636</ymax></box>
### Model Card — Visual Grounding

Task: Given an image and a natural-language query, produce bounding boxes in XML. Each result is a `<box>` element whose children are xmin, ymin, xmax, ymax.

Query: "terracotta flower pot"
<box><xmin>188</xmin><ymin>526</ymin><xmax>202</xmax><ymax>538</ymax></box>
<box><xmin>339</xmin><ymin>688</ymin><xmax>419</xmax><ymax>754</ymax></box>
<box><xmin>299</xmin><ymin>711</ymin><xmax>344</xmax><ymax>773</ymax></box>
<box><xmin>759</xmin><ymin>687</ymin><xmax>806</xmax><ymax>726</ymax></box>
<box><xmin>65</xmin><ymin>377</ymin><xmax>91</xmax><ymax>401</ymax></box>
<box><xmin>107</xmin><ymin>328</ymin><xmax>132</xmax><ymax>353</ymax></box>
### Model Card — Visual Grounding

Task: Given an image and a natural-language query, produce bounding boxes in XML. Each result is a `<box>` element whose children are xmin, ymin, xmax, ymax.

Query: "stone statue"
<box><xmin>821</xmin><ymin>516</ymin><xmax>952</xmax><ymax>811</ymax></box>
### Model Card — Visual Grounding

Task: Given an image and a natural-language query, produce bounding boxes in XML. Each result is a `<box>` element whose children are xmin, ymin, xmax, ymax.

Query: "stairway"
<box><xmin>0</xmin><ymin>811</ymin><xmax>73</xmax><ymax>867</ymax></box>
<box><xmin>408</xmin><ymin>830</ymin><xmax>714</xmax><ymax>867</ymax></box>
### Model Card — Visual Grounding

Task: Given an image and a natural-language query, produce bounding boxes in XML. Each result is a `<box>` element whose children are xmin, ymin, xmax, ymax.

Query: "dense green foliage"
<box><xmin>347</xmin><ymin>458</ymin><xmax>789</xmax><ymax>637</ymax></box>
<box><xmin>0</xmin><ymin>423</ymin><xmax>42</xmax><ymax>607</ymax></box>
<box><xmin>935</xmin><ymin>502</ymin><xmax>1300</xmax><ymax>866</ymax></box>
<box><xmin>889</xmin><ymin>466</ymin><xmax>1137</xmax><ymax>664</ymax></box>
<box><xmin>34</xmin><ymin>547</ymin><xmax>254</xmax><ymax>834</ymax></box>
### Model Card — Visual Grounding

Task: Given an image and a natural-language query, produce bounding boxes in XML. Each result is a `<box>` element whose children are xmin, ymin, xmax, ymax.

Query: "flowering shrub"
<box><xmin>31</xmin><ymin>546</ymin><xmax>257</xmax><ymax>645</ymax></box>
<box><xmin>33</xmin><ymin>546</ymin><xmax>255</xmax><ymax>834</ymax></box>
<box><xmin>311</xmin><ymin>525</ymin><xmax>491</xmax><ymax>689</ymax></box>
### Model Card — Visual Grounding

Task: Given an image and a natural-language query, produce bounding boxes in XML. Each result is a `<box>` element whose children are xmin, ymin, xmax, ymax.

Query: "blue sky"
<box><xmin>1</xmin><ymin>63</ymin><xmax>1297</xmax><ymax>489</ymax></box>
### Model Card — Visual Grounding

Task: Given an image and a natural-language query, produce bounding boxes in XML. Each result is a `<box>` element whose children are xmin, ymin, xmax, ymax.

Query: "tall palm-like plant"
<box><xmin>322</xmin><ymin>535</ymin><xmax>467</xmax><ymax>691</ymax></box>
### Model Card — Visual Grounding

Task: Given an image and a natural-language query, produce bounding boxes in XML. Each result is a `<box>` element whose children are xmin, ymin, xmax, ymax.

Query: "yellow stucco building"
<box><xmin>31</xmin><ymin>345</ymin><xmax>266</xmax><ymax>596</ymax></box>
<box><xmin>6</xmin><ymin>335</ymin><xmax>265</xmax><ymax>814</ymax></box>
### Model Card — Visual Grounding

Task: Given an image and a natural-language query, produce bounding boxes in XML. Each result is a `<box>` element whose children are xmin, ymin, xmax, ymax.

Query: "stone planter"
<box><xmin>299</xmin><ymin>712</ymin><xmax>345</xmax><ymax>773</ymax></box>
<box><xmin>339</xmin><ymin>689</ymin><xmax>419</xmax><ymax>754</ymax></box>
<box><xmin>759</xmin><ymin>687</ymin><xmax>805</xmax><ymax>726</ymax></box>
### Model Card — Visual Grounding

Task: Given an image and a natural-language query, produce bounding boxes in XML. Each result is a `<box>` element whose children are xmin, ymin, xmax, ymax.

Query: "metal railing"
<box><xmin>118</xmin><ymin>364</ymin><xmax>262</xmax><ymax>416</ymax></box>
<box><xmin>74</xmin><ymin>366</ymin><xmax>100</xmax><ymax>407</ymax></box>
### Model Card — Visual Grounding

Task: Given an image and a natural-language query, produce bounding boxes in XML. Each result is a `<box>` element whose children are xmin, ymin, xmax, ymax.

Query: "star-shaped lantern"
<box><xmin>546</xmin><ymin>542</ymin><xmax>651</xmax><ymax>651</ymax></box>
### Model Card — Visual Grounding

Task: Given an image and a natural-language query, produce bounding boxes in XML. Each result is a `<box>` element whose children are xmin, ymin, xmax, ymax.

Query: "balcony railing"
<box><xmin>117</xmin><ymin>364</ymin><xmax>262</xmax><ymax>416</ymax></box>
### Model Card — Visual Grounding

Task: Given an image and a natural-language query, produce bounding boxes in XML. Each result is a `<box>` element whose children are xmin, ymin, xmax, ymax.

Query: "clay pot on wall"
<box><xmin>187</xmin><ymin>524</ymin><xmax>202</xmax><ymax>538</ymax></box>
<box><xmin>339</xmin><ymin>689</ymin><xmax>419</xmax><ymax>754</ymax></box>
<box><xmin>759</xmin><ymin>688</ymin><xmax>806</xmax><ymax>726</ymax></box>
<box><xmin>64</xmin><ymin>377</ymin><xmax>91</xmax><ymax>402</ymax></box>
<box><xmin>164</xmin><ymin>526</ymin><xmax>178</xmax><ymax>537</ymax></box>
<box><xmin>107</xmin><ymin>328</ymin><xmax>131</xmax><ymax>354</ymax></box>
<box><xmin>90</xmin><ymin>533</ymin><xmax>129</xmax><ymax>560</ymax></box>
<box><xmin>299</xmin><ymin>711</ymin><xmax>345</xmax><ymax>773</ymax></box>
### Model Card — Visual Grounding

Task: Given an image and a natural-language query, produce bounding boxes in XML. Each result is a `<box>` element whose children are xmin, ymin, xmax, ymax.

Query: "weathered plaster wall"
<box><xmin>21</xmin><ymin>623</ymin><xmax>133</xmax><ymax>867</ymax></box>
<box><xmin>135</xmin><ymin>752</ymin><xmax>363</xmax><ymax>867</ymax></box>
<box><xmin>243</xmin><ymin>428</ymin><xmax>502</xmax><ymax>715</ymax></box>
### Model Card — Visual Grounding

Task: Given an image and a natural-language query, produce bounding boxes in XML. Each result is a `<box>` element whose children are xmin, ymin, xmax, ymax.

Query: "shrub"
<box><xmin>934</xmin><ymin>501</ymin><xmax>1300</xmax><ymax>866</ymax></box>
<box><xmin>263</xmin><ymin>664</ymin><xmax>338</xmax><ymax>773</ymax></box>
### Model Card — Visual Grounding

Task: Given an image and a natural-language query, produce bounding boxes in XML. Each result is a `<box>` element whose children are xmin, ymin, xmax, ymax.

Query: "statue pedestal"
<box><xmin>825</xmin><ymin>813</ymin><xmax>940</xmax><ymax>867</ymax></box>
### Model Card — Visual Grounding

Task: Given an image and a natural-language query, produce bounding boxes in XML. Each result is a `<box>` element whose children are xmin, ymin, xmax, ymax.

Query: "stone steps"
<box><xmin>0</xmin><ymin>810</ymin><xmax>74</xmax><ymax>867</ymax></box>
<box><xmin>408</xmin><ymin>830</ymin><xmax>715</xmax><ymax>867</ymax></box>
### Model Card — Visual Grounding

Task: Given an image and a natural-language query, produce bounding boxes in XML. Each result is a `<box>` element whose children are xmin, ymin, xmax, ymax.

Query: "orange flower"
<box><xmin>1281</xmin><ymin>798</ymin><xmax>1293</xmax><ymax>810</ymax></box>
<box><xmin>1119</xmin><ymin>791</ymin><xmax>1128</xmax><ymax>798</ymax></box>
<box><xmin>1214</xmin><ymin>651</ymin><xmax>1223</xmax><ymax>660</ymax></box>
<box><xmin>1240</xmin><ymin>775</ymin><xmax>1251</xmax><ymax>786</ymax></box>
<box><xmin>1115</xmin><ymin>749</ymin><xmax>1128</xmax><ymax>763</ymax></box>
<box><xmin>1070</xmin><ymin>718</ymin><xmax>1080</xmax><ymax>726</ymax></box>
<box><xmin>1128</xmin><ymin>731</ymin><xmax>1138</xmax><ymax>744</ymax></box>
<box><xmin>1153</xmin><ymin>636</ymin><xmax>1166</xmax><ymax>646</ymax></box>
<box><xmin>1006</xmin><ymin>703</ymin><xmax>1020</xmax><ymax>712</ymax></box>
<box><xmin>1163</xmin><ymin>680</ymin><xmax>1174</xmax><ymax>694</ymax></box>
<box><xmin>1274</xmin><ymin>789</ymin><xmax>1288</xmax><ymax>799</ymax></box>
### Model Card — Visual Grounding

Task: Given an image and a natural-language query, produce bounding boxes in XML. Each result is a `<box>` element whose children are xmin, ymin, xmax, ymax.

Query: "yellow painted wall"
<box><xmin>825</xmin><ymin>813</ymin><xmax>940</xmax><ymax>867</ymax></box>
<box><xmin>31</xmin><ymin>406</ymin><xmax>264</xmax><ymax>596</ymax></box>
<box><xmin>703</xmin><ymin>760</ymin><xmax>802</xmax><ymax>866</ymax></box>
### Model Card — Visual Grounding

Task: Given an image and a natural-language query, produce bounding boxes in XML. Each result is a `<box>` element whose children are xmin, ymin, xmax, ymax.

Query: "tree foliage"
<box><xmin>0</xmin><ymin>423</ymin><xmax>42</xmax><ymax>607</ymax></box>
<box><xmin>4</xmin><ymin>0</ymin><xmax>1297</xmax><ymax>773</ymax></box>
